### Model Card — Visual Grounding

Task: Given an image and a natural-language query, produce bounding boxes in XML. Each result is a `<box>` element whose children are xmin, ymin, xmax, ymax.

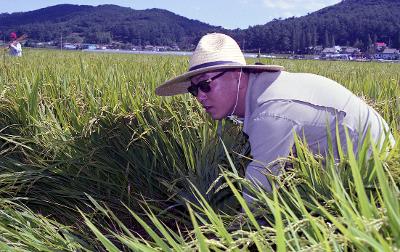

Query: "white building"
<box><xmin>375</xmin><ymin>48</ymin><xmax>400</xmax><ymax>60</ymax></box>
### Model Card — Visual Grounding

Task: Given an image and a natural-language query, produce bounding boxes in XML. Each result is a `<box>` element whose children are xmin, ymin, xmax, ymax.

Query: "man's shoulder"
<box><xmin>257</xmin><ymin>71</ymin><xmax>332</xmax><ymax>83</ymax></box>
<box><xmin>252</xmin><ymin>71</ymin><xmax>342</xmax><ymax>98</ymax></box>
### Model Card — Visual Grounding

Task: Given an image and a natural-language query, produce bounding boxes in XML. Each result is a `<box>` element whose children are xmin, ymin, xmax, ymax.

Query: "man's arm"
<box><xmin>243</xmin><ymin>102</ymin><xmax>300</xmax><ymax>202</ymax></box>
<box><xmin>10</xmin><ymin>43</ymin><xmax>22</xmax><ymax>53</ymax></box>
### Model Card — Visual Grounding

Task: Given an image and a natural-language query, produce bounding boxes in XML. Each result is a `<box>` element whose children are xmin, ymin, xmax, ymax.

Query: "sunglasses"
<box><xmin>187</xmin><ymin>71</ymin><xmax>227</xmax><ymax>97</ymax></box>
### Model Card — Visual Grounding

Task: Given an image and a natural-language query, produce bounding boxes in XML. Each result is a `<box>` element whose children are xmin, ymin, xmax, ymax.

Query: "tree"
<box><xmin>353</xmin><ymin>39</ymin><xmax>364</xmax><ymax>49</ymax></box>
<box><xmin>306</xmin><ymin>30</ymin><xmax>312</xmax><ymax>47</ymax></box>
<box><xmin>312</xmin><ymin>27</ymin><xmax>318</xmax><ymax>47</ymax></box>
<box><xmin>367</xmin><ymin>34</ymin><xmax>374</xmax><ymax>54</ymax></box>
<box><xmin>397</xmin><ymin>32</ymin><xmax>400</xmax><ymax>49</ymax></box>
<box><xmin>324</xmin><ymin>30</ymin><xmax>330</xmax><ymax>48</ymax></box>
<box><xmin>95</xmin><ymin>32</ymin><xmax>111</xmax><ymax>44</ymax></box>
<box><xmin>291</xmin><ymin>28</ymin><xmax>300</xmax><ymax>53</ymax></box>
<box><xmin>65</xmin><ymin>33</ymin><xmax>84</xmax><ymax>44</ymax></box>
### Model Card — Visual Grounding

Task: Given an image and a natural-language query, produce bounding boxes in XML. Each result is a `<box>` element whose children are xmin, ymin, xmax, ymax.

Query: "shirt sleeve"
<box><xmin>244</xmin><ymin>103</ymin><xmax>300</xmax><ymax>193</ymax></box>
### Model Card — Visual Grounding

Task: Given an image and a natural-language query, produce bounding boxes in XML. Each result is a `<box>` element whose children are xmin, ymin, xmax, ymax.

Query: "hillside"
<box><xmin>0</xmin><ymin>4</ymin><xmax>224</xmax><ymax>49</ymax></box>
<box><xmin>232</xmin><ymin>0</ymin><xmax>400</xmax><ymax>52</ymax></box>
<box><xmin>1</xmin><ymin>0</ymin><xmax>399</xmax><ymax>52</ymax></box>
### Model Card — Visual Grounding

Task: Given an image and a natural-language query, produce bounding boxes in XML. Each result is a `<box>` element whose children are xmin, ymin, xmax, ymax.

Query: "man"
<box><xmin>155</xmin><ymin>33</ymin><xmax>394</xmax><ymax>201</ymax></box>
<box><xmin>9</xmin><ymin>32</ymin><xmax>22</xmax><ymax>57</ymax></box>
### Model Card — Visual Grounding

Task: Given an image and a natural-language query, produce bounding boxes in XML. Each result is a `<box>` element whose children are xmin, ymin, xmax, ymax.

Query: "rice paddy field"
<box><xmin>0</xmin><ymin>49</ymin><xmax>400</xmax><ymax>251</ymax></box>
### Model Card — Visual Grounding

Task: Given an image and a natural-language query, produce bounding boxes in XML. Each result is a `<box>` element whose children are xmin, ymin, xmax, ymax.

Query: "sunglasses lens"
<box><xmin>199</xmin><ymin>82</ymin><xmax>211</xmax><ymax>93</ymax></box>
<box><xmin>188</xmin><ymin>81</ymin><xmax>211</xmax><ymax>97</ymax></box>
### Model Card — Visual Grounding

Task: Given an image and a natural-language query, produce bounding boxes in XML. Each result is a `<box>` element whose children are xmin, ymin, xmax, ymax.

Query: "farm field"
<box><xmin>0</xmin><ymin>49</ymin><xmax>400</xmax><ymax>251</ymax></box>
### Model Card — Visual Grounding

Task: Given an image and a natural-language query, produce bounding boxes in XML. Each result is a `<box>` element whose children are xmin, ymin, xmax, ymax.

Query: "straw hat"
<box><xmin>155</xmin><ymin>33</ymin><xmax>284</xmax><ymax>96</ymax></box>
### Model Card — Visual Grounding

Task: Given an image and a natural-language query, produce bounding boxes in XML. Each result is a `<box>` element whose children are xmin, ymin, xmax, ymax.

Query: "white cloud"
<box><xmin>262</xmin><ymin>1</ymin><xmax>292</xmax><ymax>9</ymax></box>
<box><xmin>262</xmin><ymin>0</ymin><xmax>341</xmax><ymax>13</ymax></box>
<box><xmin>282</xmin><ymin>11</ymin><xmax>295</xmax><ymax>17</ymax></box>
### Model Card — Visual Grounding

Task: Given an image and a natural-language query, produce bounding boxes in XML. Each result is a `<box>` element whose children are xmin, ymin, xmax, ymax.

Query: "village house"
<box><xmin>82</xmin><ymin>44</ymin><xmax>97</xmax><ymax>50</ymax></box>
<box><xmin>319</xmin><ymin>45</ymin><xmax>364</xmax><ymax>60</ymax></box>
<box><xmin>375</xmin><ymin>42</ymin><xmax>387</xmax><ymax>52</ymax></box>
<box><xmin>63</xmin><ymin>43</ymin><xmax>77</xmax><ymax>50</ymax></box>
<box><xmin>321</xmin><ymin>47</ymin><xmax>339</xmax><ymax>57</ymax></box>
<box><xmin>375</xmin><ymin>48</ymin><xmax>400</xmax><ymax>60</ymax></box>
<box><xmin>307</xmin><ymin>45</ymin><xmax>323</xmax><ymax>54</ymax></box>
<box><xmin>144</xmin><ymin>45</ymin><xmax>155</xmax><ymax>51</ymax></box>
<box><xmin>340</xmin><ymin>46</ymin><xmax>362</xmax><ymax>59</ymax></box>
<box><xmin>340</xmin><ymin>46</ymin><xmax>361</xmax><ymax>55</ymax></box>
<box><xmin>321</xmin><ymin>46</ymin><xmax>351</xmax><ymax>60</ymax></box>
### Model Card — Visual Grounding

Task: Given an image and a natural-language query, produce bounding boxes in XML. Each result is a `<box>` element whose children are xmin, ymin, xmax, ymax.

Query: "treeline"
<box><xmin>1</xmin><ymin>0</ymin><xmax>399</xmax><ymax>52</ymax></box>
<box><xmin>231</xmin><ymin>0</ymin><xmax>400</xmax><ymax>53</ymax></box>
<box><xmin>0</xmin><ymin>4</ymin><xmax>223</xmax><ymax>49</ymax></box>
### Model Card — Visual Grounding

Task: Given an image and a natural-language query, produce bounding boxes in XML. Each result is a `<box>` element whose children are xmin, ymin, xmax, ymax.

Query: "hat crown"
<box><xmin>10</xmin><ymin>32</ymin><xmax>17</xmax><ymax>39</ymax></box>
<box><xmin>189</xmin><ymin>33</ymin><xmax>246</xmax><ymax>70</ymax></box>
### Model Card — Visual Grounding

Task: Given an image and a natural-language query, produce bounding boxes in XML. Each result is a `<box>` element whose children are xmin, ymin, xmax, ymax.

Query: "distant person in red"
<box><xmin>9</xmin><ymin>32</ymin><xmax>22</xmax><ymax>57</ymax></box>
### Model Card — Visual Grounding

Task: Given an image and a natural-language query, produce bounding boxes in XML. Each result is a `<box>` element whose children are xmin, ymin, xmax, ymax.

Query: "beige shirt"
<box><xmin>242</xmin><ymin>71</ymin><xmax>394</xmax><ymax>200</ymax></box>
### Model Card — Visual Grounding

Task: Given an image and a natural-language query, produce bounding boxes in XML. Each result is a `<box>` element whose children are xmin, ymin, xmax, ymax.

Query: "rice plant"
<box><xmin>0</xmin><ymin>49</ymin><xmax>399</xmax><ymax>250</ymax></box>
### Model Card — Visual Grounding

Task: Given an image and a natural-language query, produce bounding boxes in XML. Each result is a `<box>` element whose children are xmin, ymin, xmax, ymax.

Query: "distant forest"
<box><xmin>0</xmin><ymin>0</ymin><xmax>399</xmax><ymax>52</ymax></box>
<box><xmin>232</xmin><ymin>0</ymin><xmax>400</xmax><ymax>53</ymax></box>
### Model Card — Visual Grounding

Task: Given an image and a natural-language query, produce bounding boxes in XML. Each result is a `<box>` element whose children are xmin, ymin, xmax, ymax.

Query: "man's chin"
<box><xmin>209</xmin><ymin>113</ymin><xmax>225</xmax><ymax>120</ymax></box>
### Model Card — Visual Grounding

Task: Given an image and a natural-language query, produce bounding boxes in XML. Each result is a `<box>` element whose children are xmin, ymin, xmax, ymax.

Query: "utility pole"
<box><xmin>60</xmin><ymin>34</ymin><xmax>63</xmax><ymax>51</ymax></box>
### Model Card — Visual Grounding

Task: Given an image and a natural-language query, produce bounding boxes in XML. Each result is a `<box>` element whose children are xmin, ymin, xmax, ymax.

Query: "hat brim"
<box><xmin>155</xmin><ymin>64</ymin><xmax>284</xmax><ymax>96</ymax></box>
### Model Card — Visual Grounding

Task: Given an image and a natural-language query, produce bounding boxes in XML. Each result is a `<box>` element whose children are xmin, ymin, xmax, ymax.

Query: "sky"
<box><xmin>0</xmin><ymin>0</ymin><xmax>342</xmax><ymax>29</ymax></box>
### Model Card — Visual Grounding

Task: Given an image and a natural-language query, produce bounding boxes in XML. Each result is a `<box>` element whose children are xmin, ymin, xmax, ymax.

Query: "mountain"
<box><xmin>0</xmin><ymin>4</ymin><xmax>224</xmax><ymax>49</ymax></box>
<box><xmin>1</xmin><ymin>1</ymin><xmax>400</xmax><ymax>52</ymax></box>
<box><xmin>231</xmin><ymin>0</ymin><xmax>400</xmax><ymax>52</ymax></box>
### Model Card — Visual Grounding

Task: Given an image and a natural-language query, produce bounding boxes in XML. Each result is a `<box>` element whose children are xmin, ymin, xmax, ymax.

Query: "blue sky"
<box><xmin>0</xmin><ymin>0</ymin><xmax>341</xmax><ymax>29</ymax></box>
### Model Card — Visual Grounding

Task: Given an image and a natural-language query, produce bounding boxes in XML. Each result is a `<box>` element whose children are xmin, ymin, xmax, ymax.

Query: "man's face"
<box><xmin>190</xmin><ymin>70</ymin><xmax>239</xmax><ymax>120</ymax></box>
